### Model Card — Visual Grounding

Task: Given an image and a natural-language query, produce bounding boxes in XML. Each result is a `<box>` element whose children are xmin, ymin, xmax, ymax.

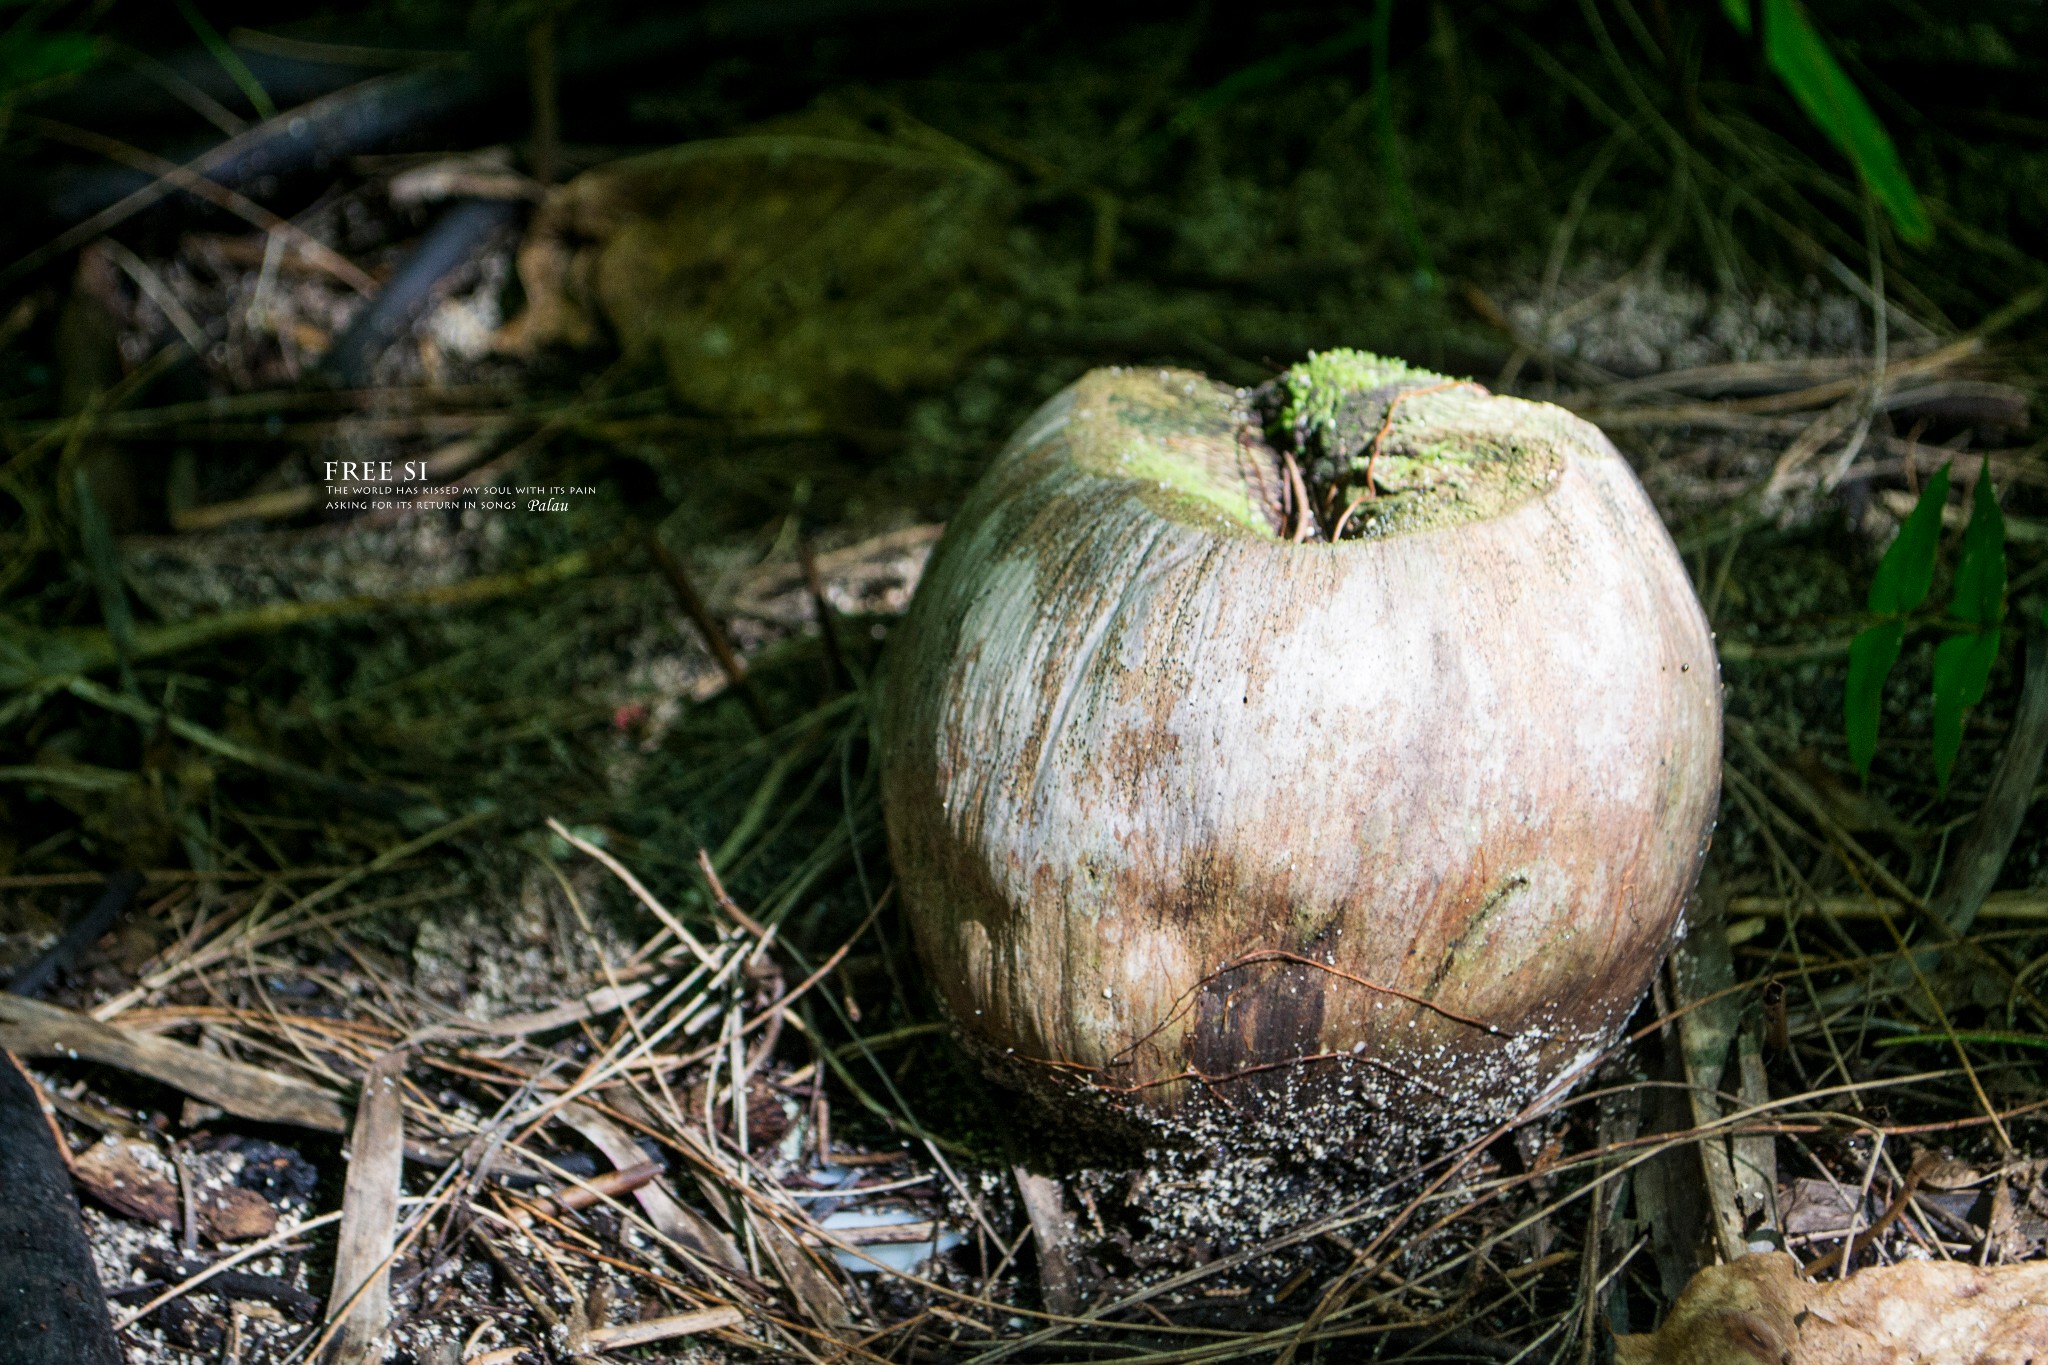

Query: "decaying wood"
<box><xmin>320</xmin><ymin>1050</ymin><xmax>406</xmax><ymax>1365</ymax></box>
<box><xmin>70</xmin><ymin>1135</ymin><xmax>278</xmax><ymax>1240</ymax></box>
<box><xmin>1615</xmin><ymin>1252</ymin><xmax>2048</xmax><ymax>1365</ymax></box>
<box><xmin>0</xmin><ymin>992</ymin><xmax>346</xmax><ymax>1131</ymax></box>
<box><xmin>0</xmin><ymin>1051</ymin><xmax>122</xmax><ymax>1365</ymax></box>
<box><xmin>1671</xmin><ymin>880</ymin><xmax>1777</xmax><ymax>1263</ymax></box>
<box><xmin>1014</xmin><ymin>1167</ymin><xmax>1080</xmax><ymax>1316</ymax></box>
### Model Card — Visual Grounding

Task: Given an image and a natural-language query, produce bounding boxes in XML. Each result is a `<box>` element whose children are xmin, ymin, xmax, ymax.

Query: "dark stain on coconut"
<box><xmin>1190</xmin><ymin>957</ymin><xmax>1328</xmax><ymax>1100</ymax></box>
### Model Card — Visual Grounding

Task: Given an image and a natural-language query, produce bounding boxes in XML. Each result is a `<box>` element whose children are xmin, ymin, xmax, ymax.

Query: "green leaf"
<box><xmin>1948</xmin><ymin>461</ymin><xmax>2006</xmax><ymax>628</ymax></box>
<box><xmin>1868</xmin><ymin>462</ymin><xmax>1950</xmax><ymax>616</ymax></box>
<box><xmin>1760</xmin><ymin>0</ymin><xmax>1931</xmax><ymax>245</ymax></box>
<box><xmin>1932</xmin><ymin>629</ymin><xmax>2000</xmax><ymax>792</ymax></box>
<box><xmin>1720</xmin><ymin>0</ymin><xmax>1753</xmax><ymax>36</ymax></box>
<box><xmin>0</xmin><ymin>31</ymin><xmax>101</xmax><ymax>93</ymax></box>
<box><xmin>1845</xmin><ymin>621</ymin><xmax>1904</xmax><ymax>780</ymax></box>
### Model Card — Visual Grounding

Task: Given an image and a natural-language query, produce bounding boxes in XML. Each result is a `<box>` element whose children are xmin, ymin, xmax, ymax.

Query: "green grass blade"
<box><xmin>172</xmin><ymin>0</ymin><xmax>276</xmax><ymax>121</ymax></box>
<box><xmin>1147</xmin><ymin>21</ymin><xmax>1373</xmax><ymax>153</ymax></box>
<box><xmin>1877</xmin><ymin>1030</ymin><xmax>2048</xmax><ymax>1051</ymax></box>
<box><xmin>1760</xmin><ymin>0</ymin><xmax>1931</xmax><ymax>244</ymax></box>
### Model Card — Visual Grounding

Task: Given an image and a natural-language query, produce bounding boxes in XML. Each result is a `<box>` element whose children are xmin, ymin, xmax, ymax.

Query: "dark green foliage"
<box><xmin>1721</xmin><ymin>0</ymin><xmax>1931</xmax><ymax>243</ymax></box>
<box><xmin>1932</xmin><ymin>464</ymin><xmax>2007</xmax><ymax>788</ymax></box>
<box><xmin>1866</xmin><ymin>464</ymin><xmax>1950</xmax><ymax>618</ymax></box>
<box><xmin>1845</xmin><ymin>462</ymin><xmax>2015</xmax><ymax>791</ymax></box>
<box><xmin>1951</xmin><ymin>461</ymin><xmax>2009</xmax><ymax>631</ymax></box>
<box><xmin>1845</xmin><ymin>463</ymin><xmax>1946</xmax><ymax>779</ymax></box>
<box><xmin>1844</xmin><ymin>621</ymin><xmax>1904</xmax><ymax>783</ymax></box>
<box><xmin>1373</xmin><ymin>0</ymin><xmax>1433</xmax><ymax>284</ymax></box>
<box><xmin>0</xmin><ymin>27</ymin><xmax>98</xmax><ymax>98</ymax></box>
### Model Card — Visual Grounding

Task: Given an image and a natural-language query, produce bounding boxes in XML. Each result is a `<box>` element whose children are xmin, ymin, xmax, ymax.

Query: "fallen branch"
<box><xmin>320</xmin><ymin>1050</ymin><xmax>407</xmax><ymax>1365</ymax></box>
<box><xmin>1013</xmin><ymin>1167</ymin><xmax>1080</xmax><ymax>1317</ymax></box>
<box><xmin>0</xmin><ymin>993</ymin><xmax>346</xmax><ymax>1132</ymax></box>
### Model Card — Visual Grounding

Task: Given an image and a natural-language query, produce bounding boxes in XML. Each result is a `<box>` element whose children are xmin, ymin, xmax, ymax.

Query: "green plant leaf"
<box><xmin>1721</xmin><ymin>0</ymin><xmax>1753</xmax><ymax>36</ymax></box>
<box><xmin>0</xmin><ymin>31</ymin><xmax>101</xmax><ymax>93</ymax></box>
<box><xmin>1845</xmin><ymin>621</ymin><xmax>1904</xmax><ymax>780</ymax></box>
<box><xmin>1948</xmin><ymin>461</ymin><xmax>2006</xmax><ymax>628</ymax></box>
<box><xmin>1759</xmin><ymin>0</ymin><xmax>1932</xmax><ymax>245</ymax></box>
<box><xmin>1867</xmin><ymin>462</ymin><xmax>1949</xmax><ymax>616</ymax></box>
<box><xmin>1932</xmin><ymin>629</ymin><xmax>2000</xmax><ymax>792</ymax></box>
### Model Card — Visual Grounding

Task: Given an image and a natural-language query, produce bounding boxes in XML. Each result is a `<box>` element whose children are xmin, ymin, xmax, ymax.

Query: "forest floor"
<box><xmin>3</xmin><ymin>5</ymin><xmax>2048</xmax><ymax>1363</ymax></box>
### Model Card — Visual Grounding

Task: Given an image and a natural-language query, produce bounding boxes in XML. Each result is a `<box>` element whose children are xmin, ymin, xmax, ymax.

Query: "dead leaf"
<box><xmin>497</xmin><ymin>96</ymin><xmax>1012</xmax><ymax>436</ymax></box>
<box><xmin>1613</xmin><ymin>1251</ymin><xmax>2048</xmax><ymax>1364</ymax></box>
<box><xmin>1778</xmin><ymin>1178</ymin><xmax>1869</xmax><ymax>1239</ymax></box>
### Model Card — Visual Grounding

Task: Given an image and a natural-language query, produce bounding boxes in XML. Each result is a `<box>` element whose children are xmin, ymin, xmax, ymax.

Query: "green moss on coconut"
<box><xmin>1275</xmin><ymin>349</ymin><xmax>1433</xmax><ymax>454</ymax></box>
<box><xmin>1267</xmin><ymin>348</ymin><xmax>1571</xmax><ymax>541</ymax></box>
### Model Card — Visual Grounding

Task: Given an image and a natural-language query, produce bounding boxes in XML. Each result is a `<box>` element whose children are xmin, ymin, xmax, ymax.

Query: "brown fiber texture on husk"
<box><xmin>878</xmin><ymin>364</ymin><xmax>1721</xmax><ymax>1156</ymax></box>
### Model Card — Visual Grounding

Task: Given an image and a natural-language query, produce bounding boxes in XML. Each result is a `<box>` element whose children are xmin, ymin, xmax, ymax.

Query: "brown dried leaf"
<box><xmin>1614</xmin><ymin>1252</ymin><xmax>2048</xmax><ymax>1365</ymax></box>
<box><xmin>1777</xmin><ymin>1178</ymin><xmax>1866</xmax><ymax>1239</ymax></box>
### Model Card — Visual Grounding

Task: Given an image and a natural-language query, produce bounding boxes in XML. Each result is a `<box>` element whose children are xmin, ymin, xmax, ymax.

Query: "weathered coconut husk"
<box><xmin>878</xmin><ymin>355</ymin><xmax>1720</xmax><ymax>1159</ymax></box>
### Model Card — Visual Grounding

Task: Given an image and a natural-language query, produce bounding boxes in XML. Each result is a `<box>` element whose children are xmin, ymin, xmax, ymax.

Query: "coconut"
<box><xmin>877</xmin><ymin>352</ymin><xmax>1720</xmax><ymax>1160</ymax></box>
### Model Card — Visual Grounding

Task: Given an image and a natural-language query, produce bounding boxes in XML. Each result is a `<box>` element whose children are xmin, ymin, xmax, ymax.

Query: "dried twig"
<box><xmin>0</xmin><ymin>993</ymin><xmax>346</xmax><ymax>1131</ymax></box>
